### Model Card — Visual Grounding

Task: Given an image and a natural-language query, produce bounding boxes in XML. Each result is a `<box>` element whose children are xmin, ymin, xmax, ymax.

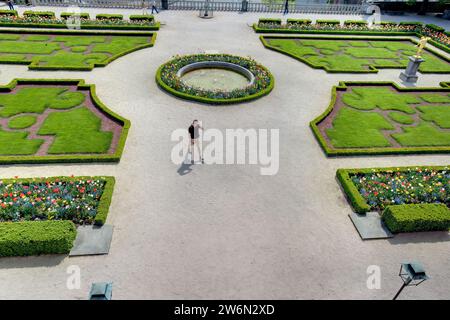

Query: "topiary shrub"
<box><xmin>0</xmin><ymin>220</ymin><xmax>77</xmax><ymax>257</ymax></box>
<box><xmin>425</xmin><ymin>24</ymin><xmax>445</xmax><ymax>32</ymax></box>
<box><xmin>382</xmin><ymin>203</ymin><xmax>450</xmax><ymax>233</ymax></box>
<box><xmin>96</xmin><ymin>14</ymin><xmax>123</xmax><ymax>21</ymax></box>
<box><xmin>60</xmin><ymin>12</ymin><xmax>90</xmax><ymax>19</ymax></box>
<box><xmin>344</xmin><ymin>20</ymin><xmax>368</xmax><ymax>25</ymax></box>
<box><xmin>23</xmin><ymin>11</ymin><xmax>56</xmax><ymax>19</ymax></box>
<box><xmin>0</xmin><ymin>10</ymin><xmax>18</xmax><ymax>17</ymax></box>
<box><xmin>258</xmin><ymin>18</ymin><xmax>282</xmax><ymax>25</ymax></box>
<box><xmin>129</xmin><ymin>15</ymin><xmax>154</xmax><ymax>22</ymax></box>
<box><xmin>316</xmin><ymin>19</ymin><xmax>341</xmax><ymax>25</ymax></box>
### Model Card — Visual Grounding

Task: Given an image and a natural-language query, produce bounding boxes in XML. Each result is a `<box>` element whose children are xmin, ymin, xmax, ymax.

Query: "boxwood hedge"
<box><xmin>0</xmin><ymin>220</ymin><xmax>77</xmax><ymax>257</ymax></box>
<box><xmin>23</xmin><ymin>11</ymin><xmax>55</xmax><ymax>18</ymax></box>
<box><xmin>382</xmin><ymin>204</ymin><xmax>450</xmax><ymax>233</ymax></box>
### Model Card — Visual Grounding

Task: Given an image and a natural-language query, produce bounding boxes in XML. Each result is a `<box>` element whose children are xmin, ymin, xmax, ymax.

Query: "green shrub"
<box><xmin>399</xmin><ymin>21</ymin><xmax>423</xmax><ymax>26</ymax></box>
<box><xmin>344</xmin><ymin>20</ymin><xmax>368</xmax><ymax>25</ymax></box>
<box><xmin>0</xmin><ymin>10</ymin><xmax>18</xmax><ymax>17</ymax></box>
<box><xmin>0</xmin><ymin>220</ymin><xmax>77</xmax><ymax>257</ymax></box>
<box><xmin>96</xmin><ymin>14</ymin><xmax>123</xmax><ymax>20</ymax></box>
<box><xmin>382</xmin><ymin>204</ymin><xmax>450</xmax><ymax>233</ymax></box>
<box><xmin>316</xmin><ymin>19</ymin><xmax>341</xmax><ymax>25</ymax></box>
<box><xmin>380</xmin><ymin>21</ymin><xmax>397</xmax><ymax>26</ymax></box>
<box><xmin>258</xmin><ymin>18</ymin><xmax>282</xmax><ymax>25</ymax></box>
<box><xmin>60</xmin><ymin>12</ymin><xmax>90</xmax><ymax>19</ymax></box>
<box><xmin>426</xmin><ymin>24</ymin><xmax>445</xmax><ymax>32</ymax></box>
<box><xmin>129</xmin><ymin>15</ymin><xmax>154</xmax><ymax>22</ymax></box>
<box><xmin>287</xmin><ymin>18</ymin><xmax>312</xmax><ymax>25</ymax></box>
<box><xmin>23</xmin><ymin>11</ymin><xmax>55</xmax><ymax>19</ymax></box>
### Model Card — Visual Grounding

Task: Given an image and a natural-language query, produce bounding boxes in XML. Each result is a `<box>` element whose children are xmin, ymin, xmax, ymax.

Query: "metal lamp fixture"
<box><xmin>393</xmin><ymin>262</ymin><xmax>429</xmax><ymax>300</ymax></box>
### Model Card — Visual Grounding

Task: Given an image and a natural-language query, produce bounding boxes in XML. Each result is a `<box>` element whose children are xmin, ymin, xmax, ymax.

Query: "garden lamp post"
<box><xmin>393</xmin><ymin>262</ymin><xmax>429</xmax><ymax>300</ymax></box>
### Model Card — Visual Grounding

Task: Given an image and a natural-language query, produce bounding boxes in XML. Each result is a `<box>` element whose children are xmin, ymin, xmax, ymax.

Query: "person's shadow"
<box><xmin>177</xmin><ymin>161</ymin><xmax>193</xmax><ymax>176</ymax></box>
<box><xmin>177</xmin><ymin>153</ymin><xmax>193</xmax><ymax>176</ymax></box>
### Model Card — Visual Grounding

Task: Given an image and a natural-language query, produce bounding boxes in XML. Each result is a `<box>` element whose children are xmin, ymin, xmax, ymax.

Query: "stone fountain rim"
<box><xmin>176</xmin><ymin>61</ymin><xmax>256</xmax><ymax>86</ymax></box>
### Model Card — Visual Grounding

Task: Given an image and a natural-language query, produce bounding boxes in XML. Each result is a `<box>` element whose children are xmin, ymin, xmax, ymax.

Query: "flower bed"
<box><xmin>156</xmin><ymin>54</ymin><xmax>274</xmax><ymax>104</ymax></box>
<box><xmin>336</xmin><ymin>166</ymin><xmax>450</xmax><ymax>214</ymax></box>
<box><xmin>0</xmin><ymin>11</ymin><xmax>159</xmax><ymax>30</ymax></box>
<box><xmin>0</xmin><ymin>176</ymin><xmax>115</xmax><ymax>225</ymax></box>
<box><xmin>254</xmin><ymin>19</ymin><xmax>450</xmax><ymax>50</ymax></box>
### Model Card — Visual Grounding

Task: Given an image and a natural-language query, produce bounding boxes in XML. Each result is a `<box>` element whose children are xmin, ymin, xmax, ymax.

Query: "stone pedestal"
<box><xmin>399</xmin><ymin>56</ymin><xmax>424</xmax><ymax>83</ymax></box>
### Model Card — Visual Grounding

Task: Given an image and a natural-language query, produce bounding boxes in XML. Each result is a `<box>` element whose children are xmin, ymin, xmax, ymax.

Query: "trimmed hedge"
<box><xmin>60</xmin><ymin>12</ymin><xmax>90</xmax><ymax>19</ymax></box>
<box><xmin>23</xmin><ymin>11</ymin><xmax>55</xmax><ymax>18</ymax></box>
<box><xmin>309</xmin><ymin>80</ymin><xmax>450</xmax><ymax>157</ymax></box>
<box><xmin>426</xmin><ymin>23</ymin><xmax>445</xmax><ymax>32</ymax></box>
<box><xmin>0</xmin><ymin>220</ymin><xmax>77</xmax><ymax>257</ymax></box>
<box><xmin>399</xmin><ymin>21</ymin><xmax>423</xmax><ymax>26</ymax></box>
<box><xmin>287</xmin><ymin>18</ymin><xmax>312</xmax><ymax>25</ymax></box>
<box><xmin>258</xmin><ymin>18</ymin><xmax>282</xmax><ymax>24</ymax></box>
<box><xmin>0</xmin><ymin>79</ymin><xmax>131</xmax><ymax>164</ymax></box>
<box><xmin>336</xmin><ymin>166</ymin><xmax>450</xmax><ymax>213</ymax></box>
<box><xmin>382</xmin><ymin>204</ymin><xmax>450</xmax><ymax>233</ymax></box>
<box><xmin>129</xmin><ymin>14</ymin><xmax>154</xmax><ymax>22</ymax></box>
<box><xmin>344</xmin><ymin>20</ymin><xmax>368</xmax><ymax>25</ymax></box>
<box><xmin>95</xmin><ymin>13</ymin><xmax>123</xmax><ymax>20</ymax></box>
<box><xmin>316</xmin><ymin>19</ymin><xmax>341</xmax><ymax>25</ymax></box>
<box><xmin>0</xmin><ymin>9</ymin><xmax>18</xmax><ymax>17</ymax></box>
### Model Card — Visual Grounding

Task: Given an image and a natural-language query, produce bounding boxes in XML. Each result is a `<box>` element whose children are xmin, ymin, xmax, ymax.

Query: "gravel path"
<box><xmin>0</xmin><ymin>8</ymin><xmax>449</xmax><ymax>300</ymax></box>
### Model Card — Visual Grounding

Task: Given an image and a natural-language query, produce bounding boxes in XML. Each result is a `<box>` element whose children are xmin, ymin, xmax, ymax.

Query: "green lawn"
<box><xmin>0</xmin><ymin>32</ymin><xmax>154</xmax><ymax>70</ymax></box>
<box><xmin>263</xmin><ymin>37</ymin><xmax>450</xmax><ymax>73</ymax></box>
<box><xmin>38</xmin><ymin>107</ymin><xmax>113</xmax><ymax>154</ymax></box>
<box><xmin>0</xmin><ymin>85</ymin><xmax>117</xmax><ymax>156</ymax></box>
<box><xmin>0</xmin><ymin>87</ymin><xmax>85</xmax><ymax>117</ymax></box>
<box><xmin>326</xmin><ymin>107</ymin><xmax>394</xmax><ymax>148</ymax></box>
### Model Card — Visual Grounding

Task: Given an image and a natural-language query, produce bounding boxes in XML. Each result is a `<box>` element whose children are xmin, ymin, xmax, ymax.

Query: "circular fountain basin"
<box><xmin>177</xmin><ymin>61</ymin><xmax>255</xmax><ymax>91</ymax></box>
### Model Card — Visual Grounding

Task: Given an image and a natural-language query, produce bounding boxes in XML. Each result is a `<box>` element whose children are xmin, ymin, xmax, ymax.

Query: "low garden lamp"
<box><xmin>393</xmin><ymin>262</ymin><xmax>429</xmax><ymax>300</ymax></box>
<box><xmin>88</xmin><ymin>282</ymin><xmax>113</xmax><ymax>300</ymax></box>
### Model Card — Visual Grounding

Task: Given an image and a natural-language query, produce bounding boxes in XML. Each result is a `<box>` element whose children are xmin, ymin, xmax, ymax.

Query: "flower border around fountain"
<box><xmin>155</xmin><ymin>54</ymin><xmax>274</xmax><ymax>104</ymax></box>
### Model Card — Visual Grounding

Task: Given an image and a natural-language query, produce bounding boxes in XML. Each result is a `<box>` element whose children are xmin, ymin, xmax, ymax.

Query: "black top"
<box><xmin>189</xmin><ymin>125</ymin><xmax>200</xmax><ymax>139</ymax></box>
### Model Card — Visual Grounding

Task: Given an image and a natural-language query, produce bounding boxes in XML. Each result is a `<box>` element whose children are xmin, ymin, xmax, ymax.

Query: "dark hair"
<box><xmin>192</xmin><ymin>119</ymin><xmax>198</xmax><ymax>124</ymax></box>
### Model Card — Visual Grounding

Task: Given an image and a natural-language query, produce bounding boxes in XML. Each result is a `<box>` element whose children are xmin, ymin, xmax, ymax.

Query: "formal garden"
<box><xmin>0</xmin><ymin>30</ymin><xmax>155</xmax><ymax>70</ymax></box>
<box><xmin>310</xmin><ymin>82</ymin><xmax>450</xmax><ymax>155</ymax></box>
<box><xmin>0</xmin><ymin>79</ymin><xmax>129</xmax><ymax>164</ymax></box>
<box><xmin>261</xmin><ymin>36</ymin><xmax>450</xmax><ymax>73</ymax></box>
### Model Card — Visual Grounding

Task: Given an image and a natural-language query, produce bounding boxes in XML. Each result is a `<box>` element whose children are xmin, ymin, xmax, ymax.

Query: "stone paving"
<box><xmin>0</xmin><ymin>6</ymin><xmax>449</xmax><ymax>299</ymax></box>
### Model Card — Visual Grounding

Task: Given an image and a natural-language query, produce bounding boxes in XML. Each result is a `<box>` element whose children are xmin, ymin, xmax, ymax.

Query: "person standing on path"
<box><xmin>6</xmin><ymin>0</ymin><xmax>14</xmax><ymax>10</ymax></box>
<box><xmin>151</xmin><ymin>0</ymin><xmax>159</xmax><ymax>14</ymax></box>
<box><xmin>141</xmin><ymin>0</ymin><xmax>149</xmax><ymax>15</ymax></box>
<box><xmin>188</xmin><ymin>120</ymin><xmax>204</xmax><ymax>164</ymax></box>
<box><xmin>283</xmin><ymin>0</ymin><xmax>289</xmax><ymax>15</ymax></box>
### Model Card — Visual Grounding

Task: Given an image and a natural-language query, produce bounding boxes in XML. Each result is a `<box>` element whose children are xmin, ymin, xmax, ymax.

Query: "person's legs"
<box><xmin>195</xmin><ymin>141</ymin><xmax>202</xmax><ymax>162</ymax></box>
<box><xmin>8</xmin><ymin>2</ymin><xmax>14</xmax><ymax>10</ymax></box>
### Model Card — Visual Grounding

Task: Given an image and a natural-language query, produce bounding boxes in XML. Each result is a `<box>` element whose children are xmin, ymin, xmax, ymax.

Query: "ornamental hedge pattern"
<box><xmin>0</xmin><ymin>79</ymin><xmax>130</xmax><ymax>165</ymax></box>
<box><xmin>310</xmin><ymin>81</ymin><xmax>450</xmax><ymax>156</ymax></box>
<box><xmin>156</xmin><ymin>54</ymin><xmax>274</xmax><ymax>104</ymax></box>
